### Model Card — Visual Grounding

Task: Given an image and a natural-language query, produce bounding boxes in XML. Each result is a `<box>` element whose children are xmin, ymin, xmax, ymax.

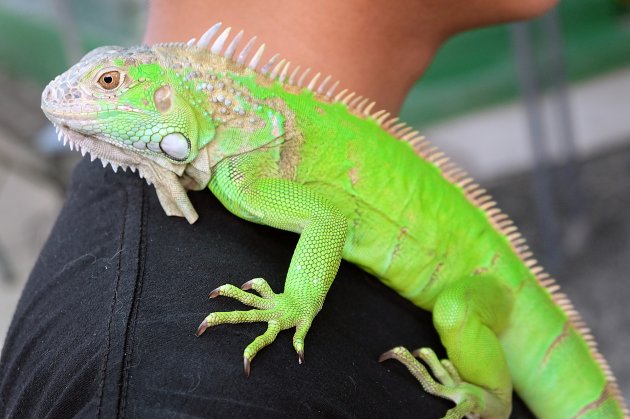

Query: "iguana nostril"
<box><xmin>42</xmin><ymin>85</ymin><xmax>53</xmax><ymax>102</ymax></box>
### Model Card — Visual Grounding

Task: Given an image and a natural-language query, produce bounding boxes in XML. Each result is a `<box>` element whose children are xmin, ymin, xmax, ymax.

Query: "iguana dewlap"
<box><xmin>41</xmin><ymin>23</ymin><xmax>628</xmax><ymax>418</ymax></box>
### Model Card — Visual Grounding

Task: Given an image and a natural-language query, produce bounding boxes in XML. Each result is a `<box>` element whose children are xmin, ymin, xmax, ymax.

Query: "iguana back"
<box><xmin>237</xmin><ymin>75</ymin><xmax>627</xmax><ymax>417</ymax></box>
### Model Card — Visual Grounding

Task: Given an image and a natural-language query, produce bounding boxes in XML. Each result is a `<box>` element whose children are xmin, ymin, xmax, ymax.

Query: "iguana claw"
<box><xmin>195</xmin><ymin>320</ymin><xmax>209</xmax><ymax>337</ymax></box>
<box><xmin>208</xmin><ymin>287</ymin><xmax>221</xmax><ymax>298</ymax></box>
<box><xmin>240</xmin><ymin>280</ymin><xmax>255</xmax><ymax>290</ymax></box>
<box><xmin>244</xmin><ymin>357</ymin><xmax>251</xmax><ymax>377</ymax></box>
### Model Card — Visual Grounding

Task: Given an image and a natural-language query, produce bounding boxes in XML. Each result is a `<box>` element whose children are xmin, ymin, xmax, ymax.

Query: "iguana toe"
<box><xmin>380</xmin><ymin>346</ymin><xmax>508</xmax><ymax>419</ymax></box>
<box><xmin>412</xmin><ymin>347</ymin><xmax>461</xmax><ymax>387</ymax></box>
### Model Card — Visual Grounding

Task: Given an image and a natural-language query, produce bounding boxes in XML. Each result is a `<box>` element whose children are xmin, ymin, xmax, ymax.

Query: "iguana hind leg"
<box><xmin>380</xmin><ymin>276</ymin><xmax>513</xmax><ymax>419</ymax></box>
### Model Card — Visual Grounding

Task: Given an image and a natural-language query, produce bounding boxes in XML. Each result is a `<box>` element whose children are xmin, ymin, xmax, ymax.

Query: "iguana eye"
<box><xmin>98</xmin><ymin>70</ymin><xmax>121</xmax><ymax>90</ymax></box>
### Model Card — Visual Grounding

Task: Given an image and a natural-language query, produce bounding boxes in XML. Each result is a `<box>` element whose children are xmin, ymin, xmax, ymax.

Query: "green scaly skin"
<box><xmin>41</xmin><ymin>25</ymin><xmax>628</xmax><ymax>418</ymax></box>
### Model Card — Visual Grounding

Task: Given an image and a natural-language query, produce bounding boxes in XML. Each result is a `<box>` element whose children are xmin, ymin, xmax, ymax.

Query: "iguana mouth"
<box><xmin>41</xmin><ymin>109</ymin><xmax>99</xmax><ymax>121</ymax></box>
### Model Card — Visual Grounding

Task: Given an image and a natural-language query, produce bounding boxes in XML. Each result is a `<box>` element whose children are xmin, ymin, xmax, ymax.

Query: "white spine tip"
<box><xmin>334</xmin><ymin>88</ymin><xmax>348</xmax><ymax>102</ymax></box>
<box><xmin>288</xmin><ymin>66</ymin><xmax>301</xmax><ymax>85</ymax></box>
<box><xmin>326</xmin><ymin>80</ymin><xmax>340</xmax><ymax>98</ymax></box>
<box><xmin>237</xmin><ymin>36</ymin><xmax>257</xmax><ymax>65</ymax></box>
<box><xmin>210</xmin><ymin>27</ymin><xmax>231</xmax><ymax>54</ymax></box>
<box><xmin>317</xmin><ymin>75</ymin><xmax>331</xmax><ymax>94</ymax></box>
<box><xmin>307</xmin><ymin>72</ymin><xmax>321</xmax><ymax>91</ymax></box>
<box><xmin>341</xmin><ymin>91</ymin><xmax>356</xmax><ymax>105</ymax></box>
<box><xmin>224</xmin><ymin>30</ymin><xmax>243</xmax><ymax>59</ymax></box>
<box><xmin>297</xmin><ymin>68</ymin><xmax>311</xmax><ymax>87</ymax></box>
<box><xmin>197</xmin><ymin>22</ymin><xmax>223</xmax><ymax>48</ymax></box>
<box><xmin>278</xmin><ymin>61</ymin><xmax>290</xmax><ymax>83</ymax></box>
<box><xmin>260</xmin><ymin>53</ymin><xmax>280</xmax><ymax>75</ymax></box>
<box><xmin>269</xmin><ymin>59</ymin><xmax>286</xmax><ymax>80</ymax></box>
<box><xmin>248</xmin><ymin>43</ymin><xmax>265</xmax><ymax>69</ymax></box>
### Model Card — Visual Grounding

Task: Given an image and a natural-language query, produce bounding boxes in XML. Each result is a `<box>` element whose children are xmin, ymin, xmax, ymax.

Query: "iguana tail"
<box><xmin>500</xmin><ymin>276</ymin><xmax>628</xmax><ymax>418</ymax></box>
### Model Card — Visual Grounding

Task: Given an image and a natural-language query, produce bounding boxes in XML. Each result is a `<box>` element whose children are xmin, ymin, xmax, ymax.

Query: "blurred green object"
<box><xmin>402</xmin><ymin>0</ymin><xmax>630</xmax><ymax>125</ymax></box>
<box><xmin>0</xmin><ymin>0</ymin><xmax>142</xmax><ymax>84</ymax></box>
<box><xmin>612</xmin><ymin>0</ymin><xmax>630</xmax><ymax>13</ymax></box>
<box><xmin>0</xmin><ymin>11</ymin><xmax>71</xmax><ymax>84</ymax></box>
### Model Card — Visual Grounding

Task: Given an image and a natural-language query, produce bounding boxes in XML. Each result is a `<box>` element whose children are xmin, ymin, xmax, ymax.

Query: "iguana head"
<box><xmin>42</xmin><ymin>45</ymin><xmax>217</xmax><ymax>223</ymax></box>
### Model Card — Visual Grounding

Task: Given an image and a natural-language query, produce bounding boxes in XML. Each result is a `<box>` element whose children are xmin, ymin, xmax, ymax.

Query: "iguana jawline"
<box><xmin>54</xmin><ymin>124</ymin><xmax>200</xmax><ymax>223</ymax></box>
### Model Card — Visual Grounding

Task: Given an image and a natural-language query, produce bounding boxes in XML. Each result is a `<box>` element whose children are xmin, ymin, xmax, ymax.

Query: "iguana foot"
<box><xmin>379</xmin><ymin>347</ymin><xmax>507</xmax><ymax>419</ymax></box>
<box><xmin>197</xmin><ymin>278</ymin><xmax>313</xmax><ymax>375</ymax></box>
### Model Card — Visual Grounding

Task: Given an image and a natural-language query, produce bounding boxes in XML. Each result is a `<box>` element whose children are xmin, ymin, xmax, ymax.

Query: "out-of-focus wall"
<box><xmin>0</xmin><ymin>0</ymin><xmax>145</xmax><ymax>82</ymax></box>
<box><xmin>402</xmin><ymin>0</ymin><xmax>630</xmax><ymax>125</ymax></box>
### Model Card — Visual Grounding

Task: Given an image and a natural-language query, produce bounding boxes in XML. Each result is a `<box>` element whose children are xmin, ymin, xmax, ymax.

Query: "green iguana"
<box><xmin>41</xmin><ymin>23</ymin><xmax>628</xmax><ymax>418</ymax></box>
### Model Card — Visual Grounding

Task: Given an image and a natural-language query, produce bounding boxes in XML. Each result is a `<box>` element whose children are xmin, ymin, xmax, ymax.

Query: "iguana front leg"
<box><xmin>197</xmin><ymin>154</ymin><xmax>348</xmax><ymax>374</ymax></box>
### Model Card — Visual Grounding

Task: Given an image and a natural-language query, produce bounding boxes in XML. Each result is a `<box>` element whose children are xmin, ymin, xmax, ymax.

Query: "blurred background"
<box><xmin>0</xmin><ymin>0</ymin><xmax>628</xmax><ymax>404</ymax></box>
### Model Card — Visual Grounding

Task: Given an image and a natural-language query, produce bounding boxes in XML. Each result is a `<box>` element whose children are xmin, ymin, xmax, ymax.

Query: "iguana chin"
<box><xmin>41</xmin><ymin>22</ymin><xmax>628</xmax><ymax>419</ymax></box>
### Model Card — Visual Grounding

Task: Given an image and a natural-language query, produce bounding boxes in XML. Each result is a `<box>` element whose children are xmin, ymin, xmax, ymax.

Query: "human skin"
<box><xmin>144</xmin><ymin>0</ymin><xmax>558</xmax><ymax>113</ymax></box>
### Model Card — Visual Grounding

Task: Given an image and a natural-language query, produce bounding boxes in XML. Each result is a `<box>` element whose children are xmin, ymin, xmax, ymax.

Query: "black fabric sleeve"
<box><xmin>0</xmin><ymin>158</ymin><xmax>532</xmax><ymax>418</ymax></box>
